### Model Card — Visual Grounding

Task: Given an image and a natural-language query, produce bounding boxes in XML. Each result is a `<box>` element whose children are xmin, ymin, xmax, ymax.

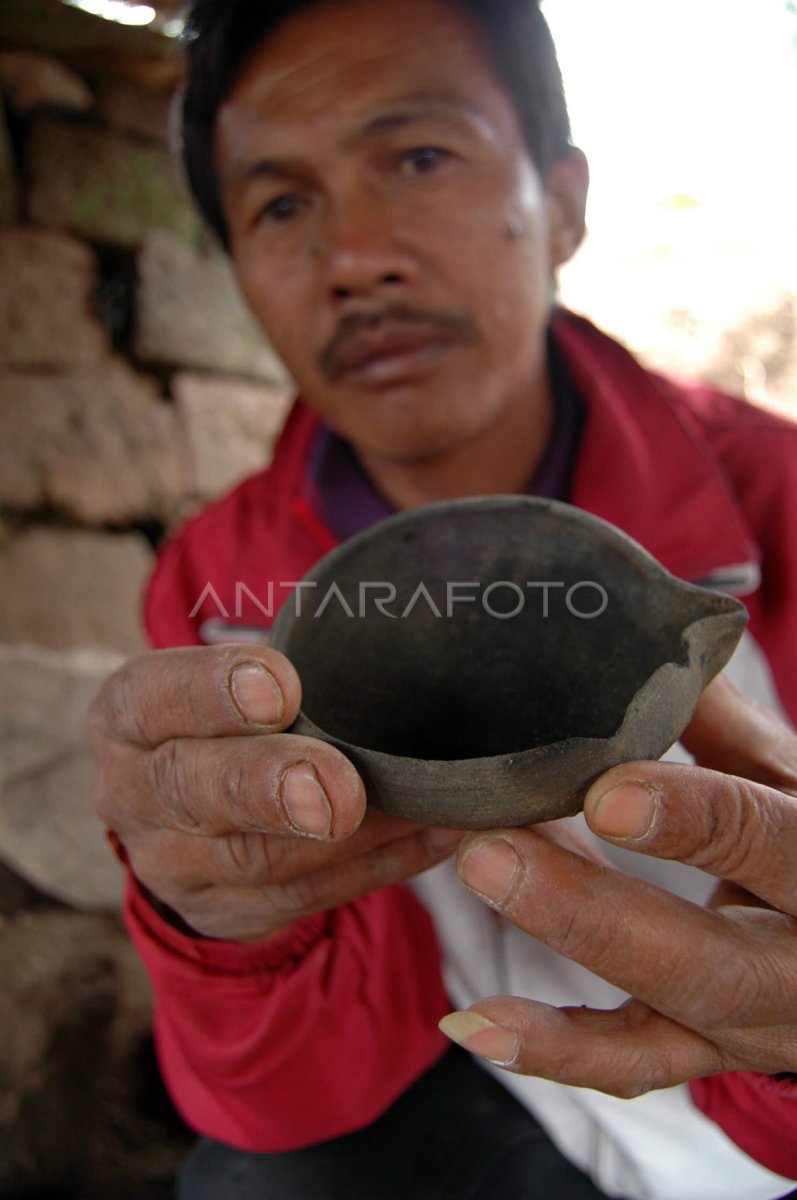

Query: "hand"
<box><xmin>90</xmin><ymin>645</ymin><xmax>463</xmax><ymax>942</ymax></box>
<box><xmin>439</xmin><ymin>676</ymin><xmax>797</xmax><ymax>1096</ymax></box>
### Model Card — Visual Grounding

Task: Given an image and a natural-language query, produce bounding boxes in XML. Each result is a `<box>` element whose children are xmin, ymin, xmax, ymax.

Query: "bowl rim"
<box><xmin>270</xmin><ymin>495</ymin><xmax>747</xmax><ymax>771</ymax></box>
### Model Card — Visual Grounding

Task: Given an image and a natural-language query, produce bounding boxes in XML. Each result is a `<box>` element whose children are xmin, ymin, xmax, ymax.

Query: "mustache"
<box><xmin>319</xmin><ymin>303</ymin><xmax>477</xmax><ymax>382</ymax></box>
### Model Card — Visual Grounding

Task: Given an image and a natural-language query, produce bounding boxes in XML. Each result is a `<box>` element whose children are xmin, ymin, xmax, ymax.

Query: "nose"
<box><xmin>321</xmin><ymin>183</ymin><xmax>419</xmax><ymax>302</ymax></box>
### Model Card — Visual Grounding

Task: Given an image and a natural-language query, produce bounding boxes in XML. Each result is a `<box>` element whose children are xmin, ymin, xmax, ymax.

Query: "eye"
<box><xmin>259</xmin><ymin>194</ymin><xmax>306</xmax><ymax>223</ymax></box>
<box><xmin>399</xmin><ymin>147</ymin><xmax>450</xmax><ymax>177</ymax></box>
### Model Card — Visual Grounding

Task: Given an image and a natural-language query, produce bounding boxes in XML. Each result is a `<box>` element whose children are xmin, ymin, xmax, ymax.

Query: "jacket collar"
<box><xmin>553</xmin><ymin>310</ymin><xmax>760</xmax><ymax>588</ymax></box>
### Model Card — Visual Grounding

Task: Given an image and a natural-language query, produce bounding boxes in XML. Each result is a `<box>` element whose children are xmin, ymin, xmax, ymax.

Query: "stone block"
<box><xmin>0</xmin><ymin>51</ymin><xmax>93</xmax><ymax>115</ymax></box>
<box><xmin>25</xmin><ymin>116</ymin><xmax>202</xmax><ymax>248</ymax></box>
<box><xmin>94</xmin><ymin>75</ymin><xmax>172</xmax><ymax>143</ymax></box>
<box><xmin>173</xmin><ymin>372</ymin><xmax>292</xmax><ymax>500</ymax></box>
<box><xmin>0</xmin><ymin>644</ymin><xmax>124</xmax><ymax>911</ymax></box>
<box><xmin>0</xmin><ymin>108</ymin><xmax>19</xmax><ymax>226</ymax></box>
<box><xmin>0</xmin><ymin>361</ymin><xmax>189</xmax><ymax>523</ymax></box>
<box><xmin>0</xmin><ymin>527</ymin><xmax>153</xmax><ymax>655</ymax></box>
<box><xmin>0</xmin><ymin>228</ymin><xmax>110</xmax><ymax>366</ymax></box>
<box><xmin>135</xmin><ymin>229</ymin><xmax>288</xmax><ymax>381</ymax></box>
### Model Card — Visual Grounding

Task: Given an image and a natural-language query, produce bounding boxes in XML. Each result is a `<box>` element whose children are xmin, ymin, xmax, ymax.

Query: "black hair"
<box><xmin>181</xmin><ymin>0</ymin><xmax>572</xmax><ymax>247</ymax></box>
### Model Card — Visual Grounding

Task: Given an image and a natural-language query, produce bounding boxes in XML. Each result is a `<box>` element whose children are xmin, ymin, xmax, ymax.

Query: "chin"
<box><xmin>364</xmin><ymin>421</ymin><xmax>481</xmax><ymax>465</ymax></box>
<box><xmin>322</xmin><ymin>381</ymin><xmax>500</xmax><ymax>462</ymax></box>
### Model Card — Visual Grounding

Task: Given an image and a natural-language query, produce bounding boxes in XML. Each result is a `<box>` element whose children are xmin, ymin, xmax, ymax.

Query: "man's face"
<box><xmin>215</xmin><ymin>0</ymin><xmax>585</xmax><ymax>463</ymax></box>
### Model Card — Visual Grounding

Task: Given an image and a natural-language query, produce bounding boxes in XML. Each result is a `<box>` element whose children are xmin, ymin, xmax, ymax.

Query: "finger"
<box><xmin>455</xmin><ymin>829</ymin><xmax>797</xmax><ymax>1029</ymax></box>
<box><xmin>179</xmin><ymin>826</ymin><xmax>466</xmax><ymax>941</ymax></box>
<box><xmin>582</xmin><ymin>760</ymin><xmax>797</xmax><ymax>914</ymax></box>
<box><xmin>129</xmin><ymin>809</ymin><xmax>432</xmax><ymax>893</ymax></box>
<box><xmin>89</xmin><ymin>645</ymin><xmax>302</xmax><ymax>748</ymax></box>
<box><xmin>530</xmin><ymin>818</ymin><xmax>613</xmax><ymax>866</ymax></box>
<box><xmin>708</xmin><ymin>879</ymin><xmax>776</xmax><ymax>910</ymax></box>
<box><xmin>107</xmin><ymin>733</ymin><xmax>366</xmax><ymax>841</ymax></box>
<box><xmin>681</xmin><ymin>674</ymin><xmax>797</xmax><ymax>790</ymax></box>
<box><xmin>439</xmin><ymin>998</ymin><xmax>722</xmax><ymax>1097</ymax></box>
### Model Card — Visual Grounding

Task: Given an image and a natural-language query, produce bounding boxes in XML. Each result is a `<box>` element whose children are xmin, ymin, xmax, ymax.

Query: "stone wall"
<box><xmin>0</xmin><ymin>43</ymin><xmax>291</xmax><ymax>1198</ymax></box>
<box><xmin>0</xmin><ymin>44</ymin><xmax>292</xmax><ymax>887</ymax></box>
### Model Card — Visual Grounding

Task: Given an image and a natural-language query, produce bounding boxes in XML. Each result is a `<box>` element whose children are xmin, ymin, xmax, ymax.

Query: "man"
<box><xmin>90</xmin><ymin>1</ymin><xmax>797</xmax><ymax>1197</ymax></box>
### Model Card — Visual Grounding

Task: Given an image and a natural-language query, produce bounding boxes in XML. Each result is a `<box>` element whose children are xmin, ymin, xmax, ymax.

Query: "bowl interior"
<box><xmin>277</xmin><ymin>501</ymin><xmax>712</xmax><ymax>761</ymax></box>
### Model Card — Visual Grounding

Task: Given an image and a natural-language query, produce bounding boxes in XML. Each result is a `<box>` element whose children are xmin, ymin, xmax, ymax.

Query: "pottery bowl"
<box><xmin>270</xmin><ymin>497</ymin><xmax>747</xmax><ymax>828</ymax></box>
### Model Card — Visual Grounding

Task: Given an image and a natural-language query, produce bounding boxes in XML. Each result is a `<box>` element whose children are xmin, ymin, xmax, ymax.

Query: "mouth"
<box><xmin>327</xmin><ymin>325</ymin><xmax>456</xmax><ymax>387</ymax></box>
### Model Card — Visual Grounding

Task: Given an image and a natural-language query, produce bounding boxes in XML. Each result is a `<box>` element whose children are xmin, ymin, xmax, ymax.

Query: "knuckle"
<box><xmin>91</xmin><ymin>740</ymin><xmax>142</xmax><ymax>831</ymax></box>
<box><xmin>737</xmin><ymin>932</ymin><xmax>797</xmax><ymax>1025</ymax></box>
<box><xmin>101</xmin><ymin>659</ymin><xmax>151</xmax><ymax>746</ymax></box>
<box><xmin>272</xmin><ymin>867</ymin><xmax>331</xmax><ymax>916</ymax></box>
<box><xmin>215</xmin><ymin>833</ymin><xmax>276</xmax><ymax>886</ymax></box>
<box><xmin>221</xmin><ymin>833</ymin><xmax>255</xmax><ymax>881</ymax></box>
<box><xmin>553</xmin><ymin>905</ymin><xmax>615</xmax><ymax>966</ymax></box>
<box><xmin>696</xmin><ymin>966</ymin><xmax>764</xmax><ymax>1029</ymax></box>
<box><xmin>602</xmin><ymin>1037</ymin><xmax>670</xmax><ymax>1098</ymax></box>
<box><xmin>219</xmin><ymin>752</ymin><xmax>256</xmax><ymax>825</ymax></box>
<box><xmin>528</xmin><ymin>1007</ymin><xmax>677</xmax><ymax>1099</ymax></box>
<box><xmin>265</xmin><ymin>880</ymin><xmax>307</xmax><ymax>923</ymax></box>
<box><xmin>719</xmin><ymin>1028</ymin><xmax>797</xmax><ymax>1076</ymax></box>
<box><xmin>542</xmin><ymin>1038</ymin><xmax>662</xmax><ymax>1099</ymax></box>
<box><xmin>691</xmin><ymin>779</ymin><xmax>767</xmax><ymax>880</ymax></box>
<box><xmin>146</xmin><ymin>740</ymin><xmax>201</xmax><ymax>830</ymax></box>
<box><xmin>759</xmin><ymin>798</ymin><xmax>797</xmax><ymax>896</ymax></box>
<box><xmin>677</xmin><ymin>923</ymin><xmax>790</xmax><ymax>1030</ymax></box>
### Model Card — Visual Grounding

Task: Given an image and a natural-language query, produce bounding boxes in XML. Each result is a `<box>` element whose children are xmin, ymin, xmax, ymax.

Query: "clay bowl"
<box><xmin>270</xmin><ymin>497</ymin><xmax>747</xmax><ymax>828</ymax></box>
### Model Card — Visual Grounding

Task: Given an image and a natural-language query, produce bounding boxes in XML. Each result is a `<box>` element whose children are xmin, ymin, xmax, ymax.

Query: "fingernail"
<box><xmin>459</xmin><ymin>838</ymin><xmax>521</xmax><ymax>906</ymax></box>
<box><xmin>230</xmin><ymin>664</ymin><xmax>284</xmax><ymax>726</ymax></box>
<box><xmin>590</xmin><ymin>782</ymin><xmax>658</xmax><ymax>840</ymax></box>
<box><xmin>280</xmin><ymin>763</ymin><xmax>332</xmax><ymax>839</ymax></box>
<box><xmin>425</xmin><ymin>828</ymin><xmax>465</xmax><ymax>855</ymax></box>
<box><xmin>439</xmin><ymin>1012</ymin><xmax>520</xmax><ymax>1067</ymax></box>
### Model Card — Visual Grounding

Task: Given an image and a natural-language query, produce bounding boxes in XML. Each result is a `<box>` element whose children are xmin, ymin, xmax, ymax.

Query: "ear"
<box><xmin>546</xmin><ymin>148</ymin><xmax>589</xmax><ymax>268</ymax></box>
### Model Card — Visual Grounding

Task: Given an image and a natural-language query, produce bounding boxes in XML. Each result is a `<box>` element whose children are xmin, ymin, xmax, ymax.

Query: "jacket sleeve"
<box><xmin>124</xmin><ymin>870</ymin><xmax>451</xmax><ymax>1151</ymax></box>
<box><xmin>686</xmin><ymin>400</ymin><xmax>797</xmax><ymax>1178</ymax></box>
<box><xmin>689</xmin><ymin>1075</ymin><xmax>797</xmax><ymax>1181</ymax></box>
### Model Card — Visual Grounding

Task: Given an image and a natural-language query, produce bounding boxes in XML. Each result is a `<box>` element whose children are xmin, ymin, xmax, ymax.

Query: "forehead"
<box><xmin>215</xmin><ymin>0</ymin><xmax>525</xmax><ymax>160</ymax></box>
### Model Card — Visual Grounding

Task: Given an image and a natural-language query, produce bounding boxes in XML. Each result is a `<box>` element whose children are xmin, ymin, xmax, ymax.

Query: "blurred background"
<box><xmin>550</xmin><ymin>0</ymin><xmax>797</xmax><ymax>416</ymax></box>
<box><xmin>0</xmin><ymin>1</ymin><xmax>794</xmax><ymax>1196</ymax></box>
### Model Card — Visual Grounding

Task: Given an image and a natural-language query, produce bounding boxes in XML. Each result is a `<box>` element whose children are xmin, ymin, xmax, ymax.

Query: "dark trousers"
<box><xmin>177</xmin><ymin>1046</ymin><xmax>615</xmax><ymax>1200</ymax></box>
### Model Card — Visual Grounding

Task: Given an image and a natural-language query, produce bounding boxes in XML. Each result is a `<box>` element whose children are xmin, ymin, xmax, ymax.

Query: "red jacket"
<box><xmin>125</xmin><ymin>312</ymin><xmax>797</xmax><ymax>1185</ymax></box>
